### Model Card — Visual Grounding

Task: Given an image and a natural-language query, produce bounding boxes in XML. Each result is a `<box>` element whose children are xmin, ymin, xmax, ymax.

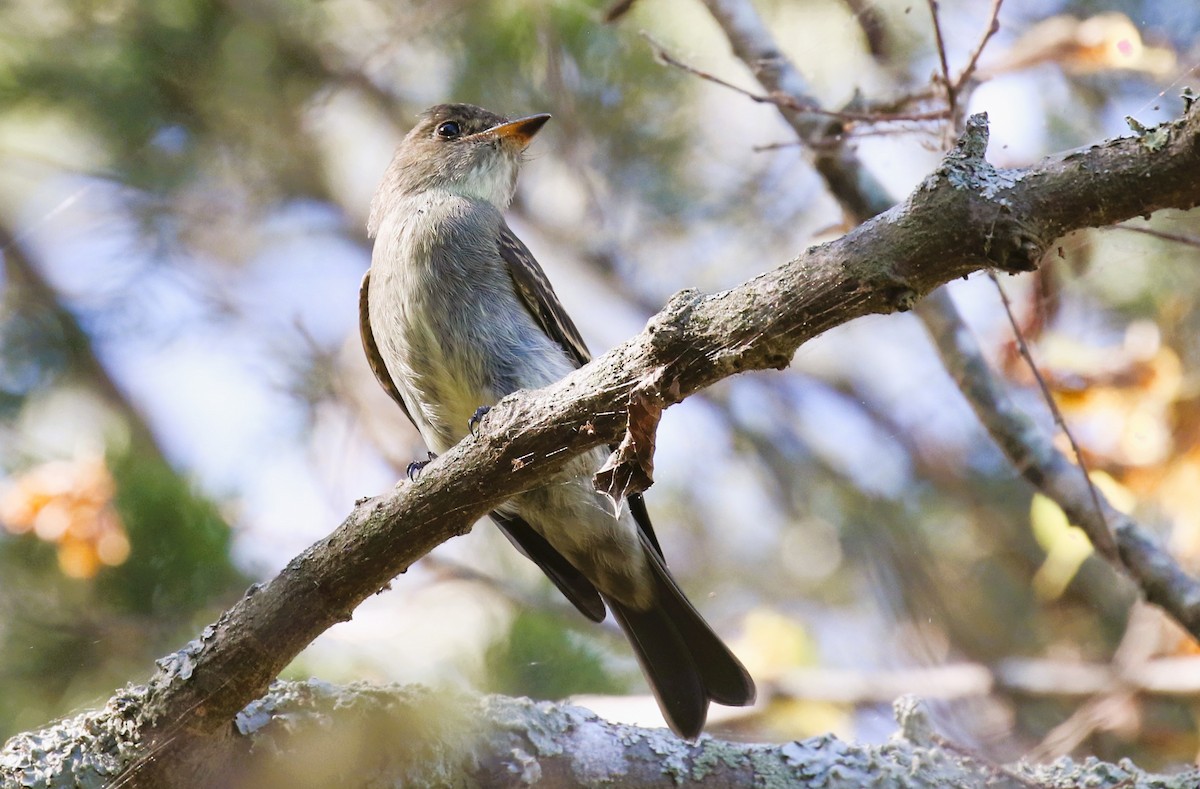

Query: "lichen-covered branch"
<box><xmin>6</xmin><ymin>680</ymin><xmax>1198</xmax><ymax>788</ymax></box>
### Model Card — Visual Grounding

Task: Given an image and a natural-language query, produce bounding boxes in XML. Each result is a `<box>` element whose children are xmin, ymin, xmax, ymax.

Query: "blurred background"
<box><xmin>2</xmin><ymin>0</ymin><xmax>1200</xmax><ymax>771</ymax></box>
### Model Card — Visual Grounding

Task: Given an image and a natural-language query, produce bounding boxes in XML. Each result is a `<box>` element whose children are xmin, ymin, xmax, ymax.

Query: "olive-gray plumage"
<box><xmin>361</xmin><ymin>103</ymin><xmax>755</xmax><ymax>738</ymax></box>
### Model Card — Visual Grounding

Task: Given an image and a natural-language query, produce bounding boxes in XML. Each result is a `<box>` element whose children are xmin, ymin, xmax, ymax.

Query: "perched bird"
<box><xmin>360</xmin><ymin>103</ymin><xmax>755</xmax><ymax>738</ymax></box>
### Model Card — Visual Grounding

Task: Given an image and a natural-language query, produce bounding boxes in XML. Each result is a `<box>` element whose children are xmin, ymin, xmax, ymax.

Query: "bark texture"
<box><xmin>5</xmin><ymin>680</ymin><xmax>1198</xmax><ymax>788</ymax></box>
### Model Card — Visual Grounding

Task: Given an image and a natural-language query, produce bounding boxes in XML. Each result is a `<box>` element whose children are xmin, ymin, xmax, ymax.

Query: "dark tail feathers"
<box><xmin>606</xmin><ymin>538</ymin><xmax>755</xmax><ymax>739</ymax></box>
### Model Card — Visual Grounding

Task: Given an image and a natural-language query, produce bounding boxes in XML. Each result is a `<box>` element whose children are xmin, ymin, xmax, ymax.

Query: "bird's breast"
<box><xmin>368</xmin><ymin>196</ymin><xmax>574</xmax><ymax>452</ymax></box>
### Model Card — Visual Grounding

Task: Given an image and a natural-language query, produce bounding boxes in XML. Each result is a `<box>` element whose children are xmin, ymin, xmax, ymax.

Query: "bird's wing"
<box><xmin>497</xmin><ymin>220</ymin><xmax>665</xmax><ymax>559</ymax></box>
<box><xmin>359</xmin><ymin>270</ymin><xmax>413</xmax><ymax>423</ymax></box>
<box><xmin>498</xmin><ymin>220</ymin><xmax>592</xmax><ymax>369</ymax></box>
<box><xmin>490</xmin><ymin>511</ymin><xmax>606</xmax><ymax>621</ymax></box>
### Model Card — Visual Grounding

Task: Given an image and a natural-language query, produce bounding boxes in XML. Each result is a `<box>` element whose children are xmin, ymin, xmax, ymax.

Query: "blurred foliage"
<box><xmin>0</xmin><ymin>0</ymin><xmax>328</xmax><ymax>195</ymax></box>
<box><xmin>0</xmin><ymin>448</ymin><xmax>244</xmax><ymax>736</ymax></box>
<box><xmin>447</xmin><ymin>0</ymin><xmax>697</xmax><ymax>208</ymax></box>
<box><xmin>0</xmin><ymin>0</ymin><xmax>1199</xmax><ymax>773</ymax></box>
<box><xmin>483</xmin><ymin>610</ymin><xmax>625</xmax><ymax>700</ymax></box>
<box><xmin>0</xmin><ymin>262</ymin><xmax>72</xmax><ymax>414</ymax></box>
<box><xmin>101</xmin><ymin>447</ymin><xmax>243</xmax><ymax>616</ymax></box>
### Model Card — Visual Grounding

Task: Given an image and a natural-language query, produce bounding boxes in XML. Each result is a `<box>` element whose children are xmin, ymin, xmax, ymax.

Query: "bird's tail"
<box><xmin>605</xmin><ymin>535</ymin><xmax>756</xmax><ymax>739</ymax></box>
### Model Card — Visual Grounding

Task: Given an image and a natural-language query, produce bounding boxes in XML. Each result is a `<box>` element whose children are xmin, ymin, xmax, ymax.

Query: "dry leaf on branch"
<box><xmin>593</xmin><ymin>386</ymin><xmax>664</xmax><ymax>510</ymax></box>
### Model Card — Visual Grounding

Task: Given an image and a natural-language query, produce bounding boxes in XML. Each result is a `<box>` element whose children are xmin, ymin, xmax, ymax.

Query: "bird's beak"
<box><xmin>481</xmin><ymin>113</ymin><xmax>552</xmax><ymax>149</ymax></box>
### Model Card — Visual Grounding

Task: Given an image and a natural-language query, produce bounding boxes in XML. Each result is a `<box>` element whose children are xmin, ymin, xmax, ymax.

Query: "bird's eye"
<box><xmin>435</xmin><ymin>121</ymin><xmax>461</xmax><ymax>139</ymax></box>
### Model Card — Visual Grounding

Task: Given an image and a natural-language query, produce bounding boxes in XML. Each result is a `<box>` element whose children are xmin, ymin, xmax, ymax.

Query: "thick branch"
<box><xmin>42</xmin><ymin>101</ymin><xmax>1198</xmax><ymax>783</ymax></box>
<box><xmin>9</xmin><ymin>680</ymin><xmax>1199</xmax><ymax>788</ymax></box>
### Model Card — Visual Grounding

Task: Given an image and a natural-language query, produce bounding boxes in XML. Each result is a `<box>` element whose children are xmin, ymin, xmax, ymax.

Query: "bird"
<box><xmin>359</xmin><ymin>102</ymin><xmax>755</xmax><ymax>738</ymax></box>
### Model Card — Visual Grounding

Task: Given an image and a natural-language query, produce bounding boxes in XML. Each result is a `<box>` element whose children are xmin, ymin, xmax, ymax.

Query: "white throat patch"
<box><xmin>447</xmin><ymin>151</ymin><xmax>518</xmax><ymax>207</ymax></box>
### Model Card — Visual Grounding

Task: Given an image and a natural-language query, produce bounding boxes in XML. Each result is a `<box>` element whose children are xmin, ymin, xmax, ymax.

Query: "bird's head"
<box><xmin>372</xmin><ymin>103</ymin><xmax>550</xmax><ymax>226</ymax></box>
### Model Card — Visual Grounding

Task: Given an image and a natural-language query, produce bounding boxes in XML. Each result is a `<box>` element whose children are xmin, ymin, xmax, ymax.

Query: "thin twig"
<box><xmin>1111</xmin><ymin>224</ymin><xmax>1200</xmax><ymax>248</ymax></box>
<box><xmin>987</xmin><ymin>271</ymin><xmax>1116</xmax><ymax>560</ymax></box>
<box><xmin>935</xmin><ymin>0</ymin><xmax>1108</xmax><ymax>571</ymax></box>
<box><xmin>918</xmin><ymin>290</ymin><xmax>1200</xmax><ymax>639</ymax></box>
<box><xmin>751</xmin><ymin>140</ymin><xmax>805</xmax><ymax>152</ymax></box>
<box><xmin>777</xmin><ymin>99</ymin><xmax>949</xmax><ymax>125</ymax></box>
<box><xmin>926</xmin><ymin>0</ymin><xmax>957</xmax><ymax>121</ymax></box>
<box><xmin>644</xmin><ymin>33</ymin><xmax>950</xmax><ymax>125</ymax></box>
<box><xmin>641</xmin><ymin>33</ymin><xmax>757</xmax><ymax>95</ymax></box>
<box><xmin>928</xmin><ymin>0</ymin><xmax>1006</xmax><ymax>134</ymax></box>
<box><xmin>954</xmin><ymin>0</ymin><xmax>1005</xmax><ymax>93</ymax></box>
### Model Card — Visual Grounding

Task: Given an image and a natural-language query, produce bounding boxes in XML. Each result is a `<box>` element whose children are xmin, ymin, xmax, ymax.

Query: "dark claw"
<box><xmin>468</xmin><ymin>405</ymin><xmax>491</xmax><ymax>437</ymax></box>
<box><xmin>407</xmin><ymin>451</ymin><xmax>436</xmax><ymax>481</ymax></box>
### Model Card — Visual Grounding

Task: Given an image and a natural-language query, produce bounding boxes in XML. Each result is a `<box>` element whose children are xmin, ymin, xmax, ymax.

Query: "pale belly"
<box><xmin>368</xmin><ymin>266</ymin><xmax>576</xmax><ymax>455</ymax></box>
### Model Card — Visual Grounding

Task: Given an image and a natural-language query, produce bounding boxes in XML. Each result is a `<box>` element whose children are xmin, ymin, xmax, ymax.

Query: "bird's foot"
<box><xmin>407</xmin><ymin>451</ymin><xmax>436</xmax><ymax>481</ymax></box>
<box><xmin>468</xmin><ymin>405</ymin><xmax>491</xmax><ymax>437</ymax></box>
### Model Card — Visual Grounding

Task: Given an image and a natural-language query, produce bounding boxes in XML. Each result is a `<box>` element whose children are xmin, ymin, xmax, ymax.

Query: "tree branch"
<box><xmin>694</xmin><ymin>0</ymin><xmax>1200</xmax><ymax>648</ymax></box>
<box><xmin>8</xmin><ymin>680</ymin><xmax>1200</xmax><ymax>788</ymax></box>
<box><xmin>698</xmin><ymin>0</ymin><xmax>897</xmax><ymax>221</ymax></box>
<box><xmin>916</xmin><ymin>290</ymin><xmax>1200</xmax><ymax>634</ymax></box>
<box><xmin>70</xmin><ymin>99</ymin><xmax>1199</xmax><ymax>784</ymax></box>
